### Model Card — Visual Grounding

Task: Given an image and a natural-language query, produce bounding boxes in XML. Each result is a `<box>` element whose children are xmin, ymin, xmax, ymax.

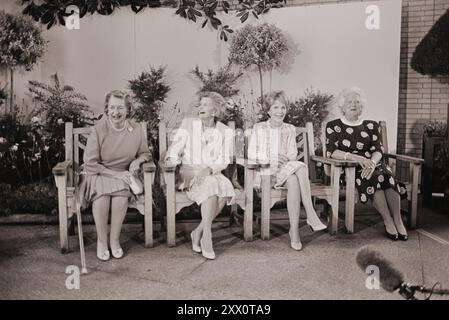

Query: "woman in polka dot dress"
<box><xmin>325</xmin><ymin>87</ymin><xmax>408</xmax><ymax>241</ymax></box>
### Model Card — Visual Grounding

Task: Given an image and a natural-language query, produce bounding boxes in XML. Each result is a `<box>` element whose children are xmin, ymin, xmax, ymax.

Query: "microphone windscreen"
<box><xmin>356</xmin><ymin>246</ymin><xmax>404</xmax><ymax>292</ymax></box>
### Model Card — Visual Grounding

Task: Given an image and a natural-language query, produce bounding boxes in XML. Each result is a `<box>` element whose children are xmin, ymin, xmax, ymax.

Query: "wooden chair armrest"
<box><xmin>384</xmin><ymin>153</ymin><xmax>424</xmax><ymax>165</ymax></box>
<box><xmin>311</xmin><ymin>155</ymin><xmax>357</xmax><ymax>167</ymax></box>
<box><xmin>142</xmin><ymin>161</ymin><xmax>156</xmax><ymax>173</ymax></box>
<box><xmin>159</xmin><ymin>160</ymin><xmax>178</xmax><ymax>172</ymax></box>
<box><xmin>235</xmin><ymin>157</ymin><xmax>259</xmax><ymax>170</ymax></box>
<box><xmin>52</xmin><ymin>160</ymin><xmax>72</xmax><ymax>176</ymax></box>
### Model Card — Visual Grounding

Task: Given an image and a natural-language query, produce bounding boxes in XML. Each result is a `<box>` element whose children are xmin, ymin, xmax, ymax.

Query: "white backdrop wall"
<box><xmin>1</xmin><ymin>0</ymin><xmax>402</xmax><ymax>150</ymax></box>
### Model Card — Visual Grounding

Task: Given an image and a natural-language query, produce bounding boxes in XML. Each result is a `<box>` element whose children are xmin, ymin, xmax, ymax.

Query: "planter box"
<box><xmin>422</xmin><ymin>135</ymin><xmax>447</xmax><ymax>205</ymax></box>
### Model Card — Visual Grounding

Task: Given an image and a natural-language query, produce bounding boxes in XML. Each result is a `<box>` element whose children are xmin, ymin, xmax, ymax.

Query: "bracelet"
<box><xmin>344</xmin><ymin>152</ymin><xmax>350</xmax><ymax>160</ymax></box>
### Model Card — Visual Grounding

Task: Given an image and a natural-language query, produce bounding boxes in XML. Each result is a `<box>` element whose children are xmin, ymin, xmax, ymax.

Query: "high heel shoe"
<box><xmin>111</xmin><ymin>247</ymin><xmax>124</xmax><ymax>259</ymax></box>
<box><xmin>190</xmin><ymin>231</ymin><xmax>202</xmax><ymax>253</ymax></box>
<box><xmin>385</xmin><ymin>228</ymin><xmax>398</xmax><ymax>241</ymax></box>
<box><xmin>97</xmin><ymin>249</ymin><xmax>110</xmax><ymax>261</ymax></box>
<box><xmin>288</xmin><ymin>230</ymin><xmax>303</xmax><ymax>251</ymax></box>
<box><xmin>200</xmin><ymin>238</ymin><xmax>215</xmax><ymax>260</ymax></box>
<box><xmin>398</xmin><ymin>233</ymin><xmax>408</xmax><ymax>241</ymax></box>
<box><xmin>307</xmin><ymin>219</ymin><xmax>327</xmax><ymax>232</ymax></box>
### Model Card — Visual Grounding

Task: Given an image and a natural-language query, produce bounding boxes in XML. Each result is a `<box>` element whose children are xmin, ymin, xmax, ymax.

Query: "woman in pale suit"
<box><xmin>80</xmin><ymin>90</ymin><xmax>151</xmax><ymax>261</ymax></box>
<box><xmin>164</xmin><ymin>91</ymin><xmax>235</xmax><ymax>260</ymax></box>
<box><xmin>248</xmin><ymin>91</ymin><xmax>326</xmax><ymax>251</ymax></box>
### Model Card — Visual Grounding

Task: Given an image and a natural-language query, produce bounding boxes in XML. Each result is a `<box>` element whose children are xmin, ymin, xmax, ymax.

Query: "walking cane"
<box><xmin>74</xmin><ymin>177</ymin><xmax>88</xmax><ymax>274</ymax></box>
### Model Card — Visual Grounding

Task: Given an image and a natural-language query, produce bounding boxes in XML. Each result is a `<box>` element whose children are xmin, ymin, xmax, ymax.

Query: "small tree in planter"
<box><xmin>228</xmin><ymin>23</ymin><xmax>293</xmax><ymax>105</ymax></box>
<box><xmin>0</xmin><ymin>11</ymin><xmax>47</xmax><ymax>114</ymax></box>
<box><xmin>190</xmin><ymin>64</ymin><xmax>244</xmax><ymax>128</ymax></box>
<box><xmin>128</xmin><ymin>65</ymin><xmax>171</xmax><ymax>159</ymax></box>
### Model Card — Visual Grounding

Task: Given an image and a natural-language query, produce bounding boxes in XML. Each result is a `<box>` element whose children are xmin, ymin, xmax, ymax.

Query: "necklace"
<box><xmin>109</xmin><ymin>119</ymin><xmax>127</xmax><ymax>132</ymax></box>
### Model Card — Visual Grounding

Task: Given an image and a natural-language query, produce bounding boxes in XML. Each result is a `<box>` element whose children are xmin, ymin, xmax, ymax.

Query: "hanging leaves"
<box><xmin>20</xmin><ymin>0</ymin><xmax>286</xmax><ymax>41</ymax></box>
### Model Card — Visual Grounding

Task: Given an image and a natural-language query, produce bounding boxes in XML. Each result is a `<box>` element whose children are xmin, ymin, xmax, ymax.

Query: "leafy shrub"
<box><xmin>423</xmin><ymin>120</ymin><xmax>447</xmax><ymax>137</ymax></box>
<box><xmin>129</xmin><ymin>66</ymin><xmax>171</xmax><ymax>159</ymax></box>
<box><xmin>0</xmin><ymin>182</ymin><xmax>57</xmax><ymax>215</ymax></box>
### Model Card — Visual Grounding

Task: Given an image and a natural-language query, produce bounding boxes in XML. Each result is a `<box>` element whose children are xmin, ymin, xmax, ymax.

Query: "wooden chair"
<box><xmin>158</xmin><ymin>120</ymin><xmax>259</xmax><ymax>247</ymax></box>
<box><xmin>255</xmin><ymin>122</ymin><xmax>357</xmax><ymax>238</ymax></box>
<box><xmin>52</xmin><ymin>122</ymin><xmax>156</xmax><ymax>254</ymax></box>
<box><xmin>379</xmin><ymin>121</ymin><xmax>424</xmax><ymax>228</ymax></box>
<box><xmin>321</xmin><ymin>120</ymin><xmax>424</xmax><ymax>231</ymax></box>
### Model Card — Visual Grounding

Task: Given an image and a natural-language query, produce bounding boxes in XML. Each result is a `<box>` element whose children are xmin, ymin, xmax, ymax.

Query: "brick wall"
<box><xmin>283</xmin><ymin>0</ymin><xmax>449</xmax><ymax>158</ymax></box>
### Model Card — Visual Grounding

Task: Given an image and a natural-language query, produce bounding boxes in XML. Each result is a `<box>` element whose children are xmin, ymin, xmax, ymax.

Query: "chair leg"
<box><xmin>329</xmin><ymin>166</ymin><xmax>340</xmax><ymax>235</ymax></box>
<box><xmin>144</xmin><ymin>171</ymin><xmax>154</xmax><ymax>248</ymax></box>
<box><xmin>409</xmin><ymin>163</ymin><xmax>420</xmax><ymax>229</ymax></box>
<box><xmin>243</xmin><ymin>167</ymin><xmax>254</xmax><ymax>242</ymax></box>
<box><xmin>261</xmin><ymin>171</ymin><xmax>271</xmax><ymax>240</ymax></box>
<box><xmin>57</xmin><ymin>185</ymin><xmax>69</xmax><ymax>254</ymax></box>
<box><xmin>344</xmin><ymin>167</ymin><xmax>355</xmax><ymax>234</ymax></box>
<box><xmin>164</xmin><ymin>171</ymin><xmax>176</xmax><ymax>247</ymax></box>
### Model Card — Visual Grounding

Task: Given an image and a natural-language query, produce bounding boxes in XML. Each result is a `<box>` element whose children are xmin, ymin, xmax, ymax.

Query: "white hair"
<box><xmin>337</xmin><ymin>87</ymin><xmax>367</xmax><ymax>110</ymax></box>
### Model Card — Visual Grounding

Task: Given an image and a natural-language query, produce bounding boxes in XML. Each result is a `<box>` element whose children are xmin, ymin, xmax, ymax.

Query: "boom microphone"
<box><xmin>356</xmin><ymin>245</ymin><xmax>404</xmax><ymax>292</ymax></box>
<box><xmin>356</xmin><ymin>246</ymin><xmax>449</xmax><ymax>300</ymax></box>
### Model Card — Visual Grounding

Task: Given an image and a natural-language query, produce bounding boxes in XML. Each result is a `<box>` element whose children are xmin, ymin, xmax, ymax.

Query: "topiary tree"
<box><xmin>411</xmin><ymin>9</ymin><xmax>449</xmax><ymax>77</ymax></box>
<box><xmin>128</xmin><ymin>65</ymin><xmax>171</xmax><ymax>159</ymax></box>
<box><xmin>228</xmin><ymin>23</ymin><xmax>291</xmax><ymax>104</ymax></box>
<box><xmin>0</xmin><ymin>11</ymin><xmax>47</xmax><ymax>114</ymax></box>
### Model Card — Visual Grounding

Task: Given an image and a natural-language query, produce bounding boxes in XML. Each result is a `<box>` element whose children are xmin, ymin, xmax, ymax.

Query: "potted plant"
<box><xmin>0</xmin><ymin>11</ymin><xmax>47</xmax><ymax>114</ymax></box>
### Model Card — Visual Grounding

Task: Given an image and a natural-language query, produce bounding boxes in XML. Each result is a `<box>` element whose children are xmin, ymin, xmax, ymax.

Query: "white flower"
<box><xmin>377</xmin><ymin>183</ymin><xmax>381</xmax><ymax>188</ymax></box>
<box><xmin>334</xmin><ymin>141</ymin><xmax>339</xmax><ymax>146</ymax></box>
<box><xmin>367</xmin><ymin>123</ymin><xmax>374</xmax><ymax>130</ymax></box>
<box><xmin>43</xmin><ymin>146</ymin><xmax>49</xmax><ymax>151</ymax></box>
<box><xmin>356</xmin><ymin>178</ymin><xmax>361</xmax><ymax>185</ymax></box>
<box><xmin>57</xmin><ymin>118</ymin><xmax>64</xmax><ymax>125</ymax></box>
<box><xmin>31</xmin><ymin>116</ymin><xmax>41</xmax><ymax>123</ymax></box>
<box><xmin>11</xmin><ymin>144</ymin><xmax>18</xmax><ymax>152</ymax></box>
<box><xmin>326</xmin><ymin>151</ymin><xmax>332</xmax><ymax>158</ymax></box>
<box><xmin>360</xmin><ymin>131</ymin><xmax>369</xmax><ymax>138</ymax></box>
<box><xmin>367</xmin><ymin>186</ymin><xmax>375</xmax><ymax>195</ymax></box>
<box><xmin>327</xmin><ymin>127</ymin><xmax>334</xmax><ymax>134</ymax></box>
<box><xmin>342</xmin><ymin>139</ymin><xmax>351</xmax><ymax>147</ymax></box>
<box><xmin>373</xmin><ymin>135</ymin><xmax>378</xmax><ymax>141</ymax></box>
<box><xmin>365</xmin><ymin>152</ymin><xmax>371</xmax><ymax>158</ymax></box>
<box><xmin>389</xmin><ymin>177</ymin><xmax>395</xmax><ymax>185</ymax></box>
<box><xmin>360</xmin><ymin>194</ymin><xmax>367</xmax><ymax>202</ymax></box>
<box><xmin>356</xmin><ymin>142</ymin><xmax>364</xmax><ymax>150</ymax></box>
<box><xmin>0</xmin><ymin>137</ymin><xmax>6</xmax><ymax>144</ymax></box>
<box><xmin>334</xmin><ymin>125</ymin><xmax>341</xmax><ymax>133</ymax></box>
<box><xmin>378</xmin><ymin>175</ymin><xmax>384</xmax><ymax>183</ymax></box>
<box><xmin>346</xmin><ymin>128</ymin><xmax>354</xmax><ymax>134</ymax></box>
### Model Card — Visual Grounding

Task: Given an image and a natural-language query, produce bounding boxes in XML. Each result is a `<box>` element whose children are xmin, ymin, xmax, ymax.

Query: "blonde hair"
<box><xmin>104</xmin><ymin>90</ymin><xmax>133</xmax><ymax>118</ymax></box>
<box><xmin>260</xmin><ymin>91</ymin><xmax>289</xmax><ymax>119</ymax></box>
<box><xmin>198</xmin><ymin>91</ymin><xmax>226</xmax><ymax>120</ymax></box>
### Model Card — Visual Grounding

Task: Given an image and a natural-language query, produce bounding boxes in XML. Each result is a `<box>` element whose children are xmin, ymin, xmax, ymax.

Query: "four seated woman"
<box><xmin>78</xmin><ymin>87</ymin><xmax>407</xmax><ymax>261</ymax></box>
<box><xmin>248</xmin><ymin>91</ymin><xmax>327</xmax><ymax>251</ymax></box>
<box><xmin>79</xmin><ymin>90</ymin><xmax>151</xmax><ymax>261</ymax></box>
<box><xmin>325</xmin><ymin>87</ymin><xmax>408</xmax><ymax>241</ymax></box>
<box><xmin>164</xmin><ymin>92</ymin><xmax>236</xmax><ymax>260</ymax></box>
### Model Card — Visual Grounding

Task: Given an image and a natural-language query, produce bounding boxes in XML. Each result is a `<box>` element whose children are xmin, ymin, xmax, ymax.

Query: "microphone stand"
<box><xmin>399</xmin><ymin>283</ymin><xmax>449</xmax><ymax>300</ymax></box>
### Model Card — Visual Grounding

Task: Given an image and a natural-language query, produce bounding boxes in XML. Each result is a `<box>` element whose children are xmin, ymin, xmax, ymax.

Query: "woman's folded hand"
<box><xmin>129</xmin><ymin>159</ymin><xmax>141</xmax><ymax>173</ymax></box>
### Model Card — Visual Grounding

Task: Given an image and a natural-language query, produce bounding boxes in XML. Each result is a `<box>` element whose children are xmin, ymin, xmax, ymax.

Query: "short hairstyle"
<box><xmin>260</xmin><ymin>91</ymin><xmax>290</xmax><ymax>119</ymax></box>
<box><xmin>337</xmin><ymin>87</ymin><xmax>367</xmax><ymax>111</ymax></box>
<box><xmin>198</xmin><ymin>91</ymin><xmax>226</xmax><ymax>120</ymax></box>
<box><xmin>104</xmin><ymin>90</ymin><xmax>133</xmax><ymax>118</ymax></box>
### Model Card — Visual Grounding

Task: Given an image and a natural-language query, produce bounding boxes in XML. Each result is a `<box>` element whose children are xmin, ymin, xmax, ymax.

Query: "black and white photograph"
<box><xmin>0</xmin><ymin>0</ymin><xmax>449</xmax><ymax>303</ymax></box>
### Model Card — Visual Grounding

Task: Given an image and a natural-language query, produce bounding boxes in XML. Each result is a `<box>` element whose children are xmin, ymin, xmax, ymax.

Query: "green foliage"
<box><xmin>20</xmin><ymin>0</ymin><xmax>285</xmax><ymax>40</ymax></box>
<box><xmin>411</xmin><ymin>9</ymin><xmax>449</xmax><ymax>77</ymax></box>
<box><xmin>423</xmin><ymin>120</ymin><xmax>447</xmax><ymax>137</ymax></box>
<box><xmin>190</xmin><ymin>64</ymin><xmax>243</xmax><ymax>98</ymax></box>
<box><xmin>0</xmin><ymin>10</ymin><xmax>47</xmax><ymax>71</ymax></box>
<box><xmin>435</xmin><ymin>142</ymin><xmax>449</xmax><ymax>190</ymax></box>
<box><xmin>0</xmin><ymin>182</ymin><xmax>58</xmax><ymax>216</ymax></box>
<box><xmin>128</xmin><ymin>66</ymin><xmax>171</xmax><ymax>158</ymax></box>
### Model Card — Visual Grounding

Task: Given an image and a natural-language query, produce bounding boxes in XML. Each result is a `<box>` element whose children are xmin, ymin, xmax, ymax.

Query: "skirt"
<box><xmin>253</xmin><ymin>160</ymin><xmax>307</xmax><ymax>190</ymax></box>
<box><xmin>178</xmin><ymin>165</ymin><xmax>236</xmax><ymax>205</ymax></box>
<box><xmin>78</xmin><ymin>172</ymin><xmax>145</xmax><ymax>214</ymax></box>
